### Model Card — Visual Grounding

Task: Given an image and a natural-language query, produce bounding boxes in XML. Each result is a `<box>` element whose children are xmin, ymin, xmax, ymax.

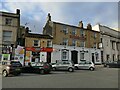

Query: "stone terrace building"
<box><xmin>43</xmin><ymin>13</ymin><xmax>101</xmax><ymax>64</ymax></box>
<box><xmin>0</xmin><ymin>9</ymin><xmax>20</xmax><ymax>60</ymax></box>
<box><xmin>93</xmin><ymin>24</ymin><xmax>120</xmax><ymax>63</ymax></box>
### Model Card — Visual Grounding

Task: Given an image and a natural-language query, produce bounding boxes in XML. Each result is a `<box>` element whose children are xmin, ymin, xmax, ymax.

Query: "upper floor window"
<box><xmin>116</xmin><ymin>42</ymin><xmax>120</xmax><ymax>51</ymax></box>
<box><xmin>5</xmin><ymin>18</ymin><xmax>12</xmax><ymax>25</ymax></box>
<box><xmin>93</xmin><ymin>32</ymin><xmax>97</xmax><ymax>38</ymax></box>
<box><xmin>80</xmin><ymin>29</ymin><xmax>85</xmax><ymax>36</ymax></box>
<box><xmin>33</xmin><ymin>40</ymin><xmax>40</xmax><ymax>47</ymax></box>
<box><xmin>72</xmin><ymin>28</ymin><xmax>76</xmax><ymax>35</ymax></box>
<box><xmin>80</xmin><ymin>41</ymin><xmax>85</xmax><ymax>47</ymax></box>
<box><xmin>63</xmin><ymin>38</ymin><xmax>68</xmax><ymax>45</ymax></box>
<box><xmin>47</xmin><ymin>40</ymin><xmax>52</xmax><ymax>47</ymax></box>
<box><xmin>3</xmin><ymin>31</ymin><xmax>12</xmax><ymax>42</ymax></box>
<box><xmin>72</xmin><ymin>39</ymin><xmax>77</xmax><ymax>46</ymax></box>
<box><xmin>62</xmin><ymin>25</ymin><xmax>68</xmax><ymax>34</ymax></box>
<box><xmin>111</xmin><ymin>41</ymin><xmax>115</xmax><ymax>50</ymax></box>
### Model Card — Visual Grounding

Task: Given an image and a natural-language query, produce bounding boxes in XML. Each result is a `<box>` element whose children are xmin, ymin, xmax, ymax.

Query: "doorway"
<box><xmin>92</xmin><ymin>53</ymin><xmax>95</xmax><ymax>64</ymax></box>
<box><xmin>71</xmin><ymin>51</ymin><xmax>78</xmax><ymax>64</ymax></box>
<box><xmin>47</xmin><ymin>52</ymin><xmax>51</xmax><ymax>63</ymax></box>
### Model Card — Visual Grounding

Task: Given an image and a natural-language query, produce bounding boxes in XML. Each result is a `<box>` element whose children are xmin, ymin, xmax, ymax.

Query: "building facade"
<box><xmin>93</xmin><ymin>24</ymin><xmax>120</xmax><ymax>63</ymax></box>
<box><xmin>43</xmin><ymin>13</ymin><xmax>101</xmax><ymax>64</ymax></box>
<box><xmin>24</xmin><ymin>33</ymin><xmax>53</xmax><ymax>65</ymax></box>
<box><xmin>0</xmin><ymin>9</ymin><xmax>20</xmax><ymax>60</ymax></box>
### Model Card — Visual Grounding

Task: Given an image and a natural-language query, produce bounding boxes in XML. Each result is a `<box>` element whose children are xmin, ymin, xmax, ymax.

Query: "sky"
<box><xmin>0</xmin><ymin>0</ymin><xmax>119</xmax><ymax>33</ymax></box>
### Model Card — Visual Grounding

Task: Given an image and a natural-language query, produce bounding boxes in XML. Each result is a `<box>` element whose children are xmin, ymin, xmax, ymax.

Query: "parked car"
<box><xmin>104</xmin><ymin>60</ymin><xmax>120</xmax><ymax>68</ymax></box>
<box><xmin>0</xmin><ymin>60</ymin><xmax>22</xmax><ymax>77</ymax></box>
<box><xmin>52</xmin><ymin>60</ymin><xmax>75</xmax><ymax>72</ymax></box>
<box><xmin>103</xmin><ymin>61</ymin><xmax>111</xmax><ymax>67</ymax></box>
<box><xmin>74</xmin><ymin>61</ymin><xmax>95</xmax><ymax>71</ymax></box>
<box><xmin>22</xmin><ymin>62</ymin><xmax>52</xmax><ymax>74</ymax></box>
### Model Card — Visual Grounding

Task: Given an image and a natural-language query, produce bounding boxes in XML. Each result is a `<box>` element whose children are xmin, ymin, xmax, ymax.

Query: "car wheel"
<box><xmin>40</xmin><ymin>70</ymin><xmax>45</xmax><ymax>74</ymax></box>
<box><xmin>89</xmin><ymin>67</ymin><xmax>94</xmax><ymax>71</ymax></box>
<box><xmin>52</xmin><ymin>67</ymin><xmax>56</xmax><ymax>71</ymax></box>
<box><xmin>68</xmin><ymin>68</ymin><xmax>74</xmax><ymax>72</ymax></box>
<box><xmin>75</xmin><ymin>66</ymin><xmax>78</xmax><ymax>70</ymax></box>
<box><xmin>3</xmin><ymin>70</ymin><xmax>8</xmax><ymax>77</ymax></box>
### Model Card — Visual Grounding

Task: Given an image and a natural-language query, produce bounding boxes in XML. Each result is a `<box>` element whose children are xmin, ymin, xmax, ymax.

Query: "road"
<box><xmin>2</xmin><ymin>66</ymin><xmax>119</xmax><ymax>88</ymax></box>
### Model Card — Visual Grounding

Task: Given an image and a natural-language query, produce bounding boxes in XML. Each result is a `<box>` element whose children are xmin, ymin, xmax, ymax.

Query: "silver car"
<box><xmin>52</xmin><ymin>61</ymin><xmax>75</xmax><ymax>72</ymax></box>
<box><xmin>75</xmin><ymin>61</ymin><xmax>95</xmax><ymax>71</ymax></box>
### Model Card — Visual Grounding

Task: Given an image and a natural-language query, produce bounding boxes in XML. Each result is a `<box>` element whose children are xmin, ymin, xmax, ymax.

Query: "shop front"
<box><xmin>25</xmin><ymin>47</ymin><xmax>53</xmax><ymax>65</ymax></box>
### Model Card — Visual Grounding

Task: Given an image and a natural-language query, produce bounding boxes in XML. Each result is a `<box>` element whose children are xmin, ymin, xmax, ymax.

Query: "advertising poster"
<box><xmin>1</xmin><ymin>54</ymin><xmax>10</xmax><ymax>61</ymax></box>
<box><xmin>25</xmin><ymin>51</ymin><xmax>32</xmax><ymax>66</ymax></box>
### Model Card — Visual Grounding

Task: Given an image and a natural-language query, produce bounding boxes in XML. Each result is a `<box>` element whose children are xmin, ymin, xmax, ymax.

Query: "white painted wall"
<box><xmin>51</xmin><ymin>44</ymin><xmax>101</xmax><ymax>64</ymax></box>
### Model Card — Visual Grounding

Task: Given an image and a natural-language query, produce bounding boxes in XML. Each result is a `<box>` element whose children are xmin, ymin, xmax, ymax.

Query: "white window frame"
<box><xmin>80</xmin><ymin>29</ymin><xmax>85</xmax><ymax>36</ymax></box>
<box><xmin>80</xmin><ymin>52</ymin><xmax>84</xmax><ymax>61</ymax></box>
<box><xmin>47</xmin><ymin>40</ymin><xmax>52</xmax><ymax>47</ymax></box>
<box><xmin>80</xmin><ymin>41</ymin><xmax>85</xmax><ymax>47</ymax></box>
<box><xmin>63</xmin><ymin>38</ymin><xmax>68</xmax><ymax>46</ymax></box>
<box><xmin>63</xmin><ymin>25</ymin><xmax>68</xmax><ymax>34</ymax></box>
<box><xmin>61</xmin><ymin>50</ymin><xmax>69</xmax><ymax>60</ymax></box>
<box><xmin>72</xmin><ymin>28</ymin><xmax>76</xmax><ymax>35</ymax></box>
<box><xmin>72</xmin><ymin>39</ymin><xmax>77</xmax><ymax>47</ymax></box>
<box><xmin>33</xmin><ymin>40</ymin><xmax>40</xmax><ymax>47</ymax></box>
<box><xmin>3</xmin><ymin>31</ymin><xmax>12</xmax><ymax>42</ymax></box>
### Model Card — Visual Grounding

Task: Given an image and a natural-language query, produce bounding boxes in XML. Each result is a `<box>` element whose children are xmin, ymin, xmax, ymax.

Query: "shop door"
<box><xmin>47</xmin><ymin>52</ymin><xmax>51</xmax><ymax>63</ymax></box>
<box><xmin>71</xmin><ymin>51</ymin><xmax>78</xmax><ymax>64</ymax></box>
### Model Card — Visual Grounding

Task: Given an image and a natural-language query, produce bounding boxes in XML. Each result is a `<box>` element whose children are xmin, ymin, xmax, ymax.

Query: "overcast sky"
<box><xmin>1</xmin><ymin>0</ymin><xmax>119</xmax><ymax>33</ymax></box>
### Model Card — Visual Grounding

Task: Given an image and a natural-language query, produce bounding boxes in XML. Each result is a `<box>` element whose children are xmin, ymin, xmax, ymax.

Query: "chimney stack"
<box><xmin>87</xmin><ymin>23</ymin><xmax>92</xmax><ymax>30</ymax></box>
<box><xmin>78</xmin><ymin>21</ymin><xmax>83</xmax><ymax>28</ymax></box>
<box><xmin>47</xmin><ymin>13</ymin><xmax>51</xmax><ymax>22</ymax></box>
<box><xmin>16</xmin><ymin>9</ymin><xmax>20</xmax><ymax>15</ymax></box>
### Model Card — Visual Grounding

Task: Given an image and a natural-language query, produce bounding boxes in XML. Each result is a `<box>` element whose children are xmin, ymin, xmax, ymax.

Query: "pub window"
<box><xmin>80</xmin><ymin>53</ymin><xmax>84</xmax><ymax>60</ymax></box>
<box><xmin>63</xmin><ymin>38</ymin><xmax>68</xmax><ymax>45</ymax></box>
<box><xmin>61</xmin><ymin>50</ymin><xmax>68</xmax><ymax>60</ymax></box>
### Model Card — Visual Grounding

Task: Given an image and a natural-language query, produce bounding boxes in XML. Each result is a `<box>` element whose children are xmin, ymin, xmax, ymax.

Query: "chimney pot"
<box><xmin>78</xmin><ymin>21</ymin><xmax>83</xmax><ymax>28</ymax></box>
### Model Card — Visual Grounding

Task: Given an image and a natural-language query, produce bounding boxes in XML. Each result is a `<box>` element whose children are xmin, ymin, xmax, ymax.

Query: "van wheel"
<box><xmin>3</xmin><ymin>70</ymin><xmax>8</xmax><ymax>77</ymax></box>
<box><xmin>90</xmin><ymin>67</ymin><xmax>94</xmax><ymax>71</ymax></box>
<box><xmin>68</xmin><ymin>68</ymin><xmax>74</xmax><ymax>72</ymax></box>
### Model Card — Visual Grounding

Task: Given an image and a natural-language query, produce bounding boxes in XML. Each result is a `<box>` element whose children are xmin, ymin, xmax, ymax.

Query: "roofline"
<box><xmin>52</xmin><ymin>21</ymin><xmax>100</xmax><ymax>33</ymax></box>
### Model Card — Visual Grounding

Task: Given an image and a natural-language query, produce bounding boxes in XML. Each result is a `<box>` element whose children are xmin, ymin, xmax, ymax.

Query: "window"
<box><xmin>80</xmin><ymin>41</ymin><xmax>85</xmax><ymax>47</ymax></box>
<box><xmin>47</xmin><ymin>40</ymin><xmax>52</xmax><ymax>47</ymax></box>
<box><xmin>72</xmin><ymin>28</ymin><xmax>76</xmax><ymax>35</ymax></box>
<box><xmin>116</xmin><ymin>42</ymin><xmax>120</xmax><ymax>51</ymax></box>
<box><xmin>63</xmin><ymin>38</ymin><xmax>68</xmax><ymax>45</ymax></box>
<box><xmin>111</xmin><ymin>41</ymin><xmax>115</xmax><ymax>50</ymax></box>
<box><xmin>62</xmin><ymin>50</ymin><xmax>68</xmax><ymax>60</ymax></box>
<box><xmin>62</xmin><ymin>25</ymin><xmax>68</xmax><ymax>34</ymax></box>
<box><xmin>33</xmin><ymin>40</ymin><xmax>39</xmax><ymax>47</ymax></box>
<box><xmin>93</xmin><ymin>33</ymin><xmax>97</xmax><ymax>38</ymax></box>
<box><xmin>80</xmin><ymin>29</ymin><xmax>85</xmax><ymax>36</ymax></box>
<box><xmin>3</xmin><ymin>31</ymin><xmax>12</xmax><ymax>42</ymax></box>
<box><xmin>5</xmin><ymin>18</ymin><xmax>12</xmax><ymax>25</ymax></box>
<box><xmin>72</xmin><ymin>39</ymin><xmax>77</xmax><ymax>46</ymax></box>
<box><xmin>80</xmin><ymin>53</ymin><xmax>84</xmax><ymax>60</ymax></box>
